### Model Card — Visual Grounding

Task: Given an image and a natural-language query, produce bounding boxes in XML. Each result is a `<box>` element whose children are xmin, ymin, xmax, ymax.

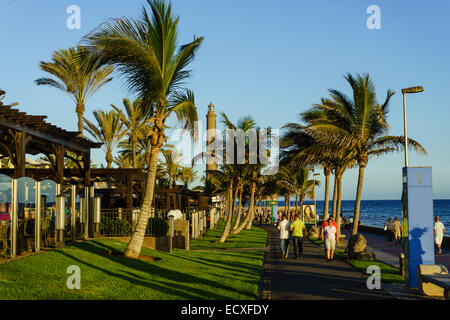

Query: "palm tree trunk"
<box><xmin>76</xmin><ymin>103</ymin><xmax>85</xmax><ymax>136</ymax></box>
<box><xmin>232</xmin><ymin>186</ymin><xmax>243</xmax><ymax>231</ymax></box>
<box><xmin>352</xmin><ymin>165</ymin><xmax>365</xmax><ymax>235</ymax></box>
<box><xmin>287</xmin><ymin>193</ymin><xmax>290</xmax><ymax>215</ymax></box>
<box><xmin>232</xmin><ymin>180</ymin><xmax>239</xmax><ymax>219</ymax></box>
<box><xmin>106</xmin><ymin>151</ymin><xmax>113</xmax><ymax>169</ymax></box>
<box><xmin>295</xmin><ymin>193</ymin><xmax>298</xmax><ymax>214</ymax></box>
<box><xmin>332</xmin><ymin>173</ymin><xmax>338</xmax><ymax>219</ymax></box>
<box><xmin>124</xmin><ymin>145</ymin><xmax>160</xmax><ymax>258</ymax></box>
<box><xmin>245</xmin><ymin>181</ymin><xmax>256</xmax><ymax>230</ymax></box>
<box><xmin>336</xmin><ymin>173</ymin><xmax>343</xmax><ymax>238</ymax></box>
<box><xmin>132</xmin><ymin>139</ymin><xmax>137</xmax><ymax>169</ymax></box>
<box><xmin>233</xmin><ymin>181</ymin><xmax>255</xmax><ymax>234</ymax></box>
<box><xmin>323</xmin><ymin>167</ymin><xmax>331</xmax><ymax>221</ymax></box>
<box><xmin>300</xmin><ymin>196</ymin><xmax>304</xmax><ymax>221</ymax></box>
<box><xmin>219</xmin><ymin>182</ymin><xmax>234</xmax><ymax>243</ymax></box>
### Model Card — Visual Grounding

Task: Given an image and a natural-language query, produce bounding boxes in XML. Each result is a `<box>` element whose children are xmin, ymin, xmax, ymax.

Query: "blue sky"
<box><xmin>1</xmin><ymin>0</ymin><xmax>449</xmax><ymax>200</ymax></box>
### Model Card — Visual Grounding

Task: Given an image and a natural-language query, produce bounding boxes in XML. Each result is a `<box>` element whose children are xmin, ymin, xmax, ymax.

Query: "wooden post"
<box><xmin>13</xmin><ymin>132</ymin><xmax>26</xmax><ymax>179</ymax></box>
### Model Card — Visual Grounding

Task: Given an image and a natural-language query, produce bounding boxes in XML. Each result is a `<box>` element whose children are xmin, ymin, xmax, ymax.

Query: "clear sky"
<box><xmin>1</xmin><ymin>0</ymin><xmax>449</xmax><ymax>200</ymax></box>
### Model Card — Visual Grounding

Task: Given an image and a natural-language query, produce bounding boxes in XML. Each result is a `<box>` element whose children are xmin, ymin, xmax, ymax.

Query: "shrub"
<box><xmin>145</xmin><ymin>217</ymin><xmax>169</xmax><ymax>237</ymax></box>
<box><xmin>101</xmin><ymin>217</ymin><xmax>132</xmax><ymax>236</ymax></box>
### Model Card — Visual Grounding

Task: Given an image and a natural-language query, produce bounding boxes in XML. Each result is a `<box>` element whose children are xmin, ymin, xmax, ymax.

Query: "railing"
<box><xmin>100</xmin><ymin>208</ymin><xmax>169</xmax><ymax>237</ymax></box>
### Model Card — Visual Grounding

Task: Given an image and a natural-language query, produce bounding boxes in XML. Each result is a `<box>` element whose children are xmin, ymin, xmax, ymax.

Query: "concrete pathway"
<box><xmin>258</xmin><ymin>225</ymin><xmax>394</xmax><ymax>300</ymax></box>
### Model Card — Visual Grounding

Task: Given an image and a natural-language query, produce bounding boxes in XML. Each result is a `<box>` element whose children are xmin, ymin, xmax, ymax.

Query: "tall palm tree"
<box><xmin>84</xmin><ymin>0</ymin><xmax>203</xmax><ymax>257</ymax></box>
<box><xmin>112</xmin><ymin>98</ymin><xmax>147</xmax><ymax>168</ymax></box>
<box><xmin>35</xmin><ymin>46</ymin><xmax>113</xmax><ymax>135</ymax></box>
<box><xmin>83</xmin><ymin>109</ymin><xmax>126</xmax><ymax>168</ymax></box>
<box><xmin>281</xmin><ymin>124</ymin><xmax>334</xmax><ymax>220</ymax></box>
<box><xmin>303</xmin><ymin>73</ymin><xmax>426</xmax><ymax>235</ymax></box>
<box><xmin>217</xmin><ymin>113</ymin><xmax>264</xmax><ymax>237</ymax></box>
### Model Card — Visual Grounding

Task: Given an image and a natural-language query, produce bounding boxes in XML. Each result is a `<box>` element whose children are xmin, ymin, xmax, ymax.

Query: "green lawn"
<box><xmin>190</xmin><ymin>219</ymin><xmax>268</xmax><ymax>250</ymax></box>
<box><xmin>0</xmin><ymin>234</ymin><xmax>266</xmax><ymax>299</ymax></box>
<box><xmin>308</xmin><ymin>237</ymin><xmax>404</xmax><ymax>283</ymax></box>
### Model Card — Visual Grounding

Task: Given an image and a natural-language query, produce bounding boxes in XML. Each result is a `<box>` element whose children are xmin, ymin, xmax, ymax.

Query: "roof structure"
<box><xmin>0</xmin><ymin>99</ymin><xmax>101</xmax><ymax>182</ymax></box>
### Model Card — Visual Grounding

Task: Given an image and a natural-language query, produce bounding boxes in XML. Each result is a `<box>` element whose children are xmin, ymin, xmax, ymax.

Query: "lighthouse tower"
<box><xmin>206</xmin><ymin>102</ymin><xmax>217</xmax><ymax>177</ymax></box>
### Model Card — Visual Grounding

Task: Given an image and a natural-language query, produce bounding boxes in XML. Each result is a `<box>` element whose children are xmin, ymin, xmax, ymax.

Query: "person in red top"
<box><xmin>321</xmin><ymin>216</ymin><xmax>339</xmax><ymax>258</ymax></box>
<box><xmin>321</xmin><ymin>216</ymin><xmax>338</xmax><ymax>230</ymax></box>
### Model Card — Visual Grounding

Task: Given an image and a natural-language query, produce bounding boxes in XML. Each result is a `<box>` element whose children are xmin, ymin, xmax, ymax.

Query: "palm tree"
<box><xmin>83</xmin><ymin>109</ymin><xmax>126</xmax><ymax>168</ymax></box>
<box><xmin>35</xmin><ymin>46</ymin><xmax>113</xmax><ymax>135</ymax></box>
<box><xmin>278</xmin><ymin>165</ymin><xmax>319</xmax><ymax>221</ymax></box>
<box><xmin>177</xmin><ymin>166</ymin><xmax>198</xmax><ymax>188</ymax></box>
<box><xmin>114</xmin><ymin>152</ymin><xmax>135</xmax><ymax>168</ymax></box>
<box><xmin>281</xmin><ymin>124</ymin><xmax>334</xmax><ymax>220</ymax></box>
<box><xmin>112</xmin><ymin>98</ymin><xmax>146</xmax><ymax>168</ymax></box>
<box><xmin>84</xmin><ymin>0</ymin><xmax>203</xmax><ymax>257</ymax></box>
<box><xmin>217</xmin><ymin>113</ymin><xmax>264</xmax><ymax>237</ymax></box>
<box><xmin>303</xmin><ymin>73</ymin><xmax>426</xmax><ymax>235</ymax></box>
<box><xmin>161</xmin><ymin>148</ymin><xmax>182</xmax><ymax>189</ymax></box>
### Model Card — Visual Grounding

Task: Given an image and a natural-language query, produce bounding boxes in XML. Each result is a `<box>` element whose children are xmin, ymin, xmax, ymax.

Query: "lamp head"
<box><xmin>402</xmin><ymin>86</ymin><xmax>424</xmax><ymax>94</ymax></box>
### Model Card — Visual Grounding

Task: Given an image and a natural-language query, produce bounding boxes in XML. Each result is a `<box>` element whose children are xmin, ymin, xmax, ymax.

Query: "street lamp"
<box><xmin>313</xmin><ymin>172</ymin><xmax>320</xmax><ymax>227</ymax></box>
<box><xmin>402</xmin><ymin>86</ymin><xmax>424</xmax><ymax>167</ymax></box>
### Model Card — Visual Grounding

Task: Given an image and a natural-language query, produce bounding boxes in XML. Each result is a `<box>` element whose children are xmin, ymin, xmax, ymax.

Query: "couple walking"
<box><xmin>277</xmin><ymin>214</ymin><xmax>306</xmax><ymax>260</ymax></box>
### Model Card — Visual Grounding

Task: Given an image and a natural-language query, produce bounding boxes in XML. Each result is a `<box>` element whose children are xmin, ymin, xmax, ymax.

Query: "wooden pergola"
<box><xmin>0</xmin><ymin>100</ymin><xmax>101</xmax><ymax>258</ymax></box>
<box><xmin>0</xmin><ymin>104</ymin><xmax>101</xmax><ymax>183</ymax></box>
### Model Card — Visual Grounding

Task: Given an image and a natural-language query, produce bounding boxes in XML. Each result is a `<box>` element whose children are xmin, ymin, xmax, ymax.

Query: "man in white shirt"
<box><xmin>434</xmin><ymin>216</ymin><xmax>445</xmax><ymax>255</ymax></box>
<box><xmin>277</xmin><ymin>214</ymin><xmax>290</xmax><ymax>260</ymax></box>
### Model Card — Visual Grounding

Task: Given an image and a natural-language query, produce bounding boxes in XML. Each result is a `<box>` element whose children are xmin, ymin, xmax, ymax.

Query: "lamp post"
<box><xmin>402</xmin><ymin>86</ymin><xmax>424</xmax><ymax>167</ymax></box>
<box><xmin>313</xmin><ymin>172</ymin><xmax>320</xmax><ymax>227</ymax></box>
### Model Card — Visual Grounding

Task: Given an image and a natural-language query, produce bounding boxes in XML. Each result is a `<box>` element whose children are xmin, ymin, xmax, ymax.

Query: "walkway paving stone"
<box><xmin>258</xmin><ymin>225</ymin><xmax>394</xmax><ymax>300</ymax></box>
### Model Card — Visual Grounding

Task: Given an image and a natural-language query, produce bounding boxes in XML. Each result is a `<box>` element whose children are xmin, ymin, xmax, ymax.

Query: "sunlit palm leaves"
<box><xmin>35</xmin><ymin>45</ymin><xmax>113</xmax><ymax>135</ymax></box>
<box><xmin>83</xmin><ymin>109</ymin><xmax>126</xmax><ymax>168</ymax></box>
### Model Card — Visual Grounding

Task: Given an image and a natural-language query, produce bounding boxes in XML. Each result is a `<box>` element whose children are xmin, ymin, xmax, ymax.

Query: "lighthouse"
<box><xmin>206</xmin><ymin>102</ymin><xmax>217</xmax><ymax>177</ymax></box>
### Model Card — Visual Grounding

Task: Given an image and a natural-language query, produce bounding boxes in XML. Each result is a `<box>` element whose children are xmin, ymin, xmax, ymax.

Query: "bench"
<box><xmin>417</xmin><ymin>264</ymin><xmax>450</xmax><ymax>300</ymax></box>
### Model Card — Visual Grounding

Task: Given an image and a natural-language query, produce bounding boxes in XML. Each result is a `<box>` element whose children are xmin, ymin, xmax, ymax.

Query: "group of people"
<box><xmin>384</xmin><ymin>216</ymin><xmax>402</xmax><ymax>245</ymax></box>
<box><xmin>277</xmin><ymin>214</ymin><xmax>306</xmax><ymax>260</ymax></box>
<box><xmin>383</xmin><ymin>216</ymin><xmax>445</xmax><ymax>255</ymax></box>
<box><xmin>277</xmin><ymin>213</ymin><xmax>339</xmax><ymax>262</ymax></box>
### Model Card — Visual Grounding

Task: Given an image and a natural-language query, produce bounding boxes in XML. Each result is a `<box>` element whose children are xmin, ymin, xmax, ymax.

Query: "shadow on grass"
<box><xmin>60</xmin><ymin>240</ymin><xmax>256</xmax><ymax>299</ymax></box>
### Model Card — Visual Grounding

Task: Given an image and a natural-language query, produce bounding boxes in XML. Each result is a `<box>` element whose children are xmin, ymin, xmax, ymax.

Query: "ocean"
<box><xmin>270</xmin><ymin>199</ymin><xmax>450</xmax><ymax>235</ymax></box>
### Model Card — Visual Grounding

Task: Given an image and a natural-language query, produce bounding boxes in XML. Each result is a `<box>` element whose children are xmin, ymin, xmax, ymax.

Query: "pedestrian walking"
<box><xmin>321</xmin><ymin>217</ymin><xmax>338</xmax><ymax>262</ymax></box>
<box><xmin>393</xmin><ymin>216</ymin><xmax>402</xmax><ymax>244</ymax></box>
<box><xmin>277</xmin><ymin>214</ymin><xmax>290</xmax><ymax>260</ymax></box>
<box><xmin>434</xmin><ymin>216</ymin><xmax>445</xmax><ymax>255</ymax></box>
<box><xmin>289</xmin><ymin>213</ymin><xmax>306</xmax><ymax>260</ymax></box>
<box><xmin>384</xmin><ymin>218</ymin><xmax>395</xmax><ymax>245</ymax></box>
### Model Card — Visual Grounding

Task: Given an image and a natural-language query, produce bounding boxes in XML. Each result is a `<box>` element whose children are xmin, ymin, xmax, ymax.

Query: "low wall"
<box><xmin>171</xmin><ymin>220</ymin><xmax>190</xmax><ymax>250</ymax></box>
<box><xmin>355</xmin><ymin>224</ymin><xmax>450</xmax><ymax>249</ymax></box>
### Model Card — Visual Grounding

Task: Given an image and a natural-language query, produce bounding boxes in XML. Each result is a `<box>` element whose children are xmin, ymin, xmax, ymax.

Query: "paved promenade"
<box><xmin>258</xmin><ymin>225</ymin><xmax>393</xmax><ymax>300</ymax></box>
<box><xmin>341</xmin><ymin>228</ymin><xmax>450</xmax><ymax>270</ymax></box>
